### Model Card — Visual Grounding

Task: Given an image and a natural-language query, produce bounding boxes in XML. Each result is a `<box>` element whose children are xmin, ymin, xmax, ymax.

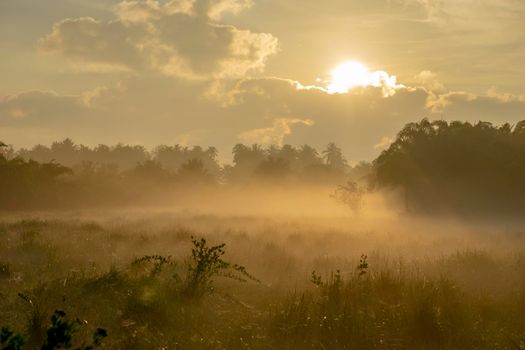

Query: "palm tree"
<box><xmin>322</xmin><ymin>143</ymin><xmax>347</xmax><ymax>173</ymax></box>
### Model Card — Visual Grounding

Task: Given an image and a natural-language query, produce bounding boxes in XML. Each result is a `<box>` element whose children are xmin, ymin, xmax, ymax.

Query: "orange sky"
<box><xmin>1</xmin><ymin>0</ymin><xmax>525</xmax><ymax>162</ymax></box>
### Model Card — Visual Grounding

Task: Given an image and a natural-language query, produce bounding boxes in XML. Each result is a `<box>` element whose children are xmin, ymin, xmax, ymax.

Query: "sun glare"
<box><xmin>327</xmin><ymin>60</ymin><xmax>400</xmax><ymax>95</ymax></box>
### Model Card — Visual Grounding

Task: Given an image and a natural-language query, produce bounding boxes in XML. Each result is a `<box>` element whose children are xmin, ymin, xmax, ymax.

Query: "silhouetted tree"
<box><xmin>0</xmin><ymin>156</ymin><xmax>71</xmax><ymax>209</ymax></box>
<box><xmin>374</xmin><ymin>118</ymin><xmax>525</xmax><ymax>214</ymax></box>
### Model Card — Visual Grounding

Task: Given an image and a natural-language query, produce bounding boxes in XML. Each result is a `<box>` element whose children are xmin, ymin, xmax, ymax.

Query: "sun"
<box><xmin>327</xmin><ymin>61</ymin><xmax>370</xmax><ymax>93</ymax></box>
<box><xmin>326</xmin><ymin>60</ymin><xmax>401</xmax><ymax>95</ymax></box>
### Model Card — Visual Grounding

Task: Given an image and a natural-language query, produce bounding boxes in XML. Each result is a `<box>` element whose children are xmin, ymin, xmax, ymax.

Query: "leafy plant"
<box><xmin>1</xmin><ymin>327</ymin><xmax>26</xmax><ymax>350</ymax></box>
<box><xmin>181</xmin><ymin>237</ymin><xmax>257</xmax><ymax>298</ymax></box>
<box><xmin>1</xmin><ymin>311</ymin><xmax>106</xmax><ymax>350</ymax></box>
<box><xmin>357</xmin><ymin>254</ymin><xmax>369</xmax><ymax>276</ymax></box>
<box><xmin>41</xmin><ymin>310</ymin><xmax>107</xmax><ymax>350</ymax></box>
<box><xmin>131</xmin><ymin>255</ymin><xmax>172</xmax><ymax>278</ymax></box>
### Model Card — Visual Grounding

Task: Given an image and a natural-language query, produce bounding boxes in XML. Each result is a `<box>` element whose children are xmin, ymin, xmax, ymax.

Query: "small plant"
<box><xmin>357</xmin><ymin>254</ymin><xmax>369</xmax><ymax>276</ymax></box>
<box><xmin>41</xmin><ymin>310</ymin><xmax>107</xmax><ymax>350</ymax></box>
<box><xmin>131</xmin><ymin>255</ymin><xmax>172</xmax><ymax>278</ymax></box>
<box><xmin>1</xmin><ymin>311</ymin><xmax>106</xmax><ymax>350</ymax></box>
<box><xmin>0</xmin><ymin>262</ymin><xmax>10</xmax><ymax>280</ymax></box>
<box><xmin>1</xmin><ymin>327</ymin><xmax>26</xmax><ymax>350</ymax></box>
<box><xmin>17</xmin><ymin>290</ymin><xmax>47</xmax><ymax>347</ymax></box>
<box><xmin>310</xmin><ymin>270</ymin><xmax>323</xmax><ymax>287</ymax></box>
<box><xmin>181</xmin><ymin>237</ymin><xmax>257</xmax><ymax>299</ymax></box>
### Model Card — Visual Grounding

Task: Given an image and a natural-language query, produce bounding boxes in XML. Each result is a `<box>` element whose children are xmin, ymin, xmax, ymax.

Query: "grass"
<box><xmin>1</xmin><ymin>213</ymin><xmax>525</xmax><ymax>349</ymax></box>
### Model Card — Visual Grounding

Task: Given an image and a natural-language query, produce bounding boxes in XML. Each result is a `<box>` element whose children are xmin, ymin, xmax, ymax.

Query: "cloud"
<box><xmin>238</xmin><ymin>118</ymin><xmax>314</xmax><ymax>146</ymax></box>
<box><xmin>39</xmin><ymin>0</ymin><xmax>278</xmax><ymax>79</ymax></box>
<box><xmin>176</xmin><ymin>129</ymin><xmax>209</xmax><ymax>146</ymax></box>
<box><xmin>374</xmin><ymin>136</ymin><xmax>394</xmax><ymax>150</ymax></box>
<box><xmin>39</xmin><ymin>17</ymin><xmax>148</xmax><ymax>72</ymax></box>
<box><xmin>200</xmin><ymin>0</ymin><xmax>254</xmax><ymax>20</ymax></box>
<box><xmin>115</xmin><ymin>0</ymin><xmax>254</xmax><ymax>21</ymax></box>
<box><xmin>412</xmin><ymin>70</ymin><xmax>446</xmax><ymax>93</ymax></box>
<box><xmin>0</xmin><ymin>91</ymin><xmax>86</xmax><ymax>127</ymax></box>
<box><xmin>3</xmin><ymin>72</ymin><xmax>525</xmax><ymax>162</ymax></box>
<box><xmin>224</xmin><ymin>76</ymin><xmax>525</xmax><ymax>159</ymax></box>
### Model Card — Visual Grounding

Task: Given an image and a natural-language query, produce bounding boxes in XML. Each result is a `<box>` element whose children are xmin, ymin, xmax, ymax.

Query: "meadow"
<box><xmin>2</xmin><ymin>210</ymin><xmax>525</xmax><ymax>349</ymax></box>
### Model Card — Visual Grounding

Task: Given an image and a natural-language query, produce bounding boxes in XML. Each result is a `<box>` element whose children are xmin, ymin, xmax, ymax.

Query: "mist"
<box><xmin>2</xmin><ymin>0</ymin><xmax>525</xmax><ymax>343</ymax></box>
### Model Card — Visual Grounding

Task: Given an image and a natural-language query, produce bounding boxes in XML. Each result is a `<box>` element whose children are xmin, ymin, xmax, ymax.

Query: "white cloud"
<box><xmin>238</xmin><ymin>118</ymin><xmax>314</xmax><ymax>146</ymax></box>
<box><xmin>374</xmin><ymin>136</ymin><xmax>394</xmax><ymax>150</ymax></box>
<box><xmin>413</xmin><ymin>70</ymin><xmax>446</xmax><ymax>93</ymax></box>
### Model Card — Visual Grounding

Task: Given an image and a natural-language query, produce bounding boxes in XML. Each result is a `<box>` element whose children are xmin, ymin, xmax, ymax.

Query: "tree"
<box><xmin>230</xmin><ymin>144</ymin><xmax>267</xmax><ymax>181</ymax></box>
<box><xmin>322</xmin><ymin>143</ymin><xmax>347</xmax><ymax>175</ymax></box>
<box><xmin>331</xmin><ymin>181</ymin><xmax>365</xmax><ymax>215</ymax></box>
<box><xmin>297</xmin><ymin>145</ymin><xmax>322</xmax><ymax>169</ymax></box>
<box><xmin>373</xmin><ymin>118</ymin><xmax>525</xmax><ymax>214</ymax></box>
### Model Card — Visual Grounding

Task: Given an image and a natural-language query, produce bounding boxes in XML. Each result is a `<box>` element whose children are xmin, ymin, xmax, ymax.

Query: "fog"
<box><xmin>3</xmin><ymin>120</ymin><xmax>525</xmax><ymax>348</ymax></box>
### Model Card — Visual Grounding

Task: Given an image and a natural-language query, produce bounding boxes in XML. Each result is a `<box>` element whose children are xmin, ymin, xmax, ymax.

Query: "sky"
<box><xmin>1</xmin><ymin>0</ymin><xmax>525</xmax><ymax>163</ymax></box>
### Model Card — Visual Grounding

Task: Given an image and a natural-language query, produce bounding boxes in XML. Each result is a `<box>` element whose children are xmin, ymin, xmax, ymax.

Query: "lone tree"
<box><xmin>331</xmin><ymin>181</ymin><xmax>365</xmax><ymax>215</ymax></box>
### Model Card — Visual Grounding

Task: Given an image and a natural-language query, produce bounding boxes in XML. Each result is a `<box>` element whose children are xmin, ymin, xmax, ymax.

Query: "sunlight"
<box><xmin>327</xmin><ymin>61</ymin><xmax>400</xmax><ymax>95</ymax></box>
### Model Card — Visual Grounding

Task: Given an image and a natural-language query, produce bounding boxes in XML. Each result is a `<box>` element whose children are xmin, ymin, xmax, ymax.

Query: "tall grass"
<box><xmin>1</xmin><ymin>215</ymin><xmax>525</xmax><ymax>349</ymax></box>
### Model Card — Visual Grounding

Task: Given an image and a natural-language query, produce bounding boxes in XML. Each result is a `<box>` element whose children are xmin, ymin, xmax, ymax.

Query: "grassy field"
<box><xmin>1</xmin><ymin>211</ymin><xmax>525</xmax><ymax>349</ymax></box>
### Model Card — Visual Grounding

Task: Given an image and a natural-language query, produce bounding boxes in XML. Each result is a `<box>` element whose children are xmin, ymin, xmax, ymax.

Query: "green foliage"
<box><xmin>41</xmin><ymin>311</ymin><xmax>78</xmax><ymax>350</ymax></box>
<box><xmin>1</xmin><ymin>311</ymin><xmax>106</xmax><ymax>350</ymax></box>
<box><xmin>41</xmin><ymin>310</ymin><xmax>107</xmax><ymax>350</ymax></box>
<box><xmin>1</xmin><ymin>328</ymin><xmax>26</xmax><ymax>350</ymax></box>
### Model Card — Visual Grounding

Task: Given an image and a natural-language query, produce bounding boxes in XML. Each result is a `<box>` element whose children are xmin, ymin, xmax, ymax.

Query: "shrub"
<box><xmin>180</xmin><ymin>237</ymin><xmax>257</xmax><ymax>299</ymax></box>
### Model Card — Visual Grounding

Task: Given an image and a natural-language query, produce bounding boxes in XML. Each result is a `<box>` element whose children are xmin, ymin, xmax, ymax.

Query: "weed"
<box><xmin>0</xmin><ymin>262</ymin><xmax>10</xmax><ymax>280</ymax></box>
<box><xmin>357</xmin><ymin>254</ymin><xmax>369</xmax><ymax>276</ymax></box>
<box><xmin>41</xmin><ymin>310</ymin><xmax>107</xmax><ymax>350</ymax></box>
<box><xmin>181</xmin><ymin>237</ymin><xmax>257</xmax><ymax>299</ymax></box>
<box><xmin>1</xmin><ymin>327</ymin><xmax>26</xmax><ymax>350</ymax></box>
<box><xmin>131</xmin><ymin>255</ymin><xmax>172</xmax><ymax>278</ymax></box>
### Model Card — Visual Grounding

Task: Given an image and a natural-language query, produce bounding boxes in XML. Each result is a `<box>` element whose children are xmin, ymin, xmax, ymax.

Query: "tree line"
<box><xmin>4</xmin><ymin>118</ymin><xmax>525</xmax><ymax>215</ymax></box>
<box><xmin>0</xmin><ymin>140</ymin><xmax>368</xmax><ymax>209</ymax></box>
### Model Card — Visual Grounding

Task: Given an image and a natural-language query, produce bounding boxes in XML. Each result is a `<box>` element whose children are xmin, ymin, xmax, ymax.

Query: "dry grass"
<box><xmin>1</xmin><ymin>212</ymin><xmax>525</xmax><ymax>349</ymax></box>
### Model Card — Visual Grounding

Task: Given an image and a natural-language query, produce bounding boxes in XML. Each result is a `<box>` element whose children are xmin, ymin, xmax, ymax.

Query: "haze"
<box><xmin>2</xmin><ymin>1</ymin><xmax>525</xmax><ymax>349</ymax></box>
